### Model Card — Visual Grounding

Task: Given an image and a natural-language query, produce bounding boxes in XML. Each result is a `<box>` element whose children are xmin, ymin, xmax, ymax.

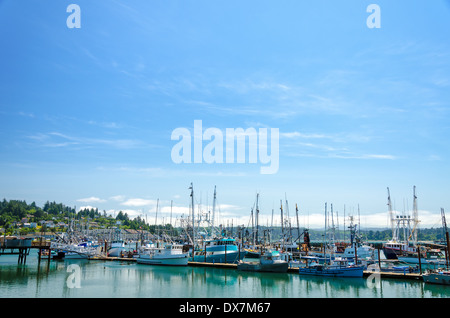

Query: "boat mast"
<box><xmin>441</xmin><ymin>208</ymin><xmax>450</xmax><ymax>268</ymax></box>
<box><xmin>280</xmin><ymin>200</ymin><xmax>284</xmax><ymax>250</ymax></box>
<box><xmin>387</xmin><ymin>187</ymin><xmax>396</xmax><ymax>242</ymax></box>
<box><xmin>324</xmin><ymin>202</ymin><xmax>327</xmax><ymax>262</ymax></box>
<box><xmin>170</xmin><ymin>200</ymin><xmax>173</xmax><ymax>230</ymax></box>
<box><xmin>251</xmin><ymin>207</ymin><xmax>254</xmax><ymax>245</ymax></box>
<box><xmin>189</xmin><ymin>183</ymin><xmax>195</xmax><ymax>246</ymax></box>
<box><xmin>331</xmin><ymin>203</ymin><xmax>335</xmax><ymax>248</ymax></box>
<box><xmin>256</xmin><ymin>193</ymin><xmax>260</xmax><ymax>245</ymax></box>
<box><xmin>412</xmin><ymin>186</ymin><xmax>419</xmax><ymax>246</ymax></box>
<box><xmin>357</xmin><ymin>204</ymin><xmax>361</xmax><ymax>240</ymax></box>
<box><xmin>211</xmin><ymin>185</ymin><xmax>216</xmax><ymax>238</ymax></box>
<box><xmin>343</xmin><ymin>204</ymin><xmax>346</xmax><ymax>244</ymax></box>
<box><xmin>285</xmin><ymin>194</ymin><xmax>292</xmax><ymax>245</ymax></box>
<box><xmin>155</xmin><ymin>198</ymin><xmax>159</xmax><ymax>227</ymax></box>
<box><xmin>295</xmin><ymin>203</ymin><xmax>300</xmax><ymax>243</ymax></box>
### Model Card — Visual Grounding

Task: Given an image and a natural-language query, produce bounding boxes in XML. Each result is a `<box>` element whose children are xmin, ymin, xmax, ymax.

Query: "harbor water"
<box><xmin>0</xmin><ymin>251</ymin><xmax>449</xmax><ymax>299</ymax></box>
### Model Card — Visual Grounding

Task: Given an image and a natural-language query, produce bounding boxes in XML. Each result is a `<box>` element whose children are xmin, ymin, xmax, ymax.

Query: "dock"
<box><xmin>91</xmin><ymin>257</ymin><xmax>424</xmax><ymax>280</ymax></box>
<box><xmin>362</xmin><ymin>270</ymin><xmax>422</xmax><ymax>280</ymax></box>
<box><xmin>1</xmin><ymin>239</ymin><xmax>52</xmax><ymax>264</ymax></box>
<box><xmin>1</xmin><ymin>245</ymin><xmax>425</xmax><ymax>281</ymax></box>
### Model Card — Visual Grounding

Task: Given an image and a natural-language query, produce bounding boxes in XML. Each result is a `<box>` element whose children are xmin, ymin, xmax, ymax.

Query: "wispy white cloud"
<box><xmin>121</xmin><ymin>198</ymin><xmax>158</xmax><ymax>207</ymax></box>
<box><xmin>109</xmin><ymin>195</ymin><xmax>126</xmax><ymax>202</ymax></box>
<box><xmin>77</xmin><ymin>196</ymin><xmax>106</xmax><ymax>203</ymax></box>
<box><xmin>87</xmin><ymin>120</ymin><xmax>123</xmax><ymax>129</ymax></box>
<box><xmin>18</xmin><ymin>111</ymin><xmax>35</xmax><ymax>118</ymax></box>
<box><xmin>281</xmin><ymin>131</ymin><xmax>371</xmax><ymax>143</ymax></box>
<box><xmin>27</xmin><ymin>131</ymin><xmax>144</xmax><ymax>150</ymax></box>
<box><xmin>330</xmin><ymin>153</ymin><xmax>397</xmax><ymax>160</ymax></box>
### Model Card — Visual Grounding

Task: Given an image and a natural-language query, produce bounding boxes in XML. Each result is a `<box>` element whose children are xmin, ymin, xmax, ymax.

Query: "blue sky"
<box><xmin>1</xmin><ymin>0</ymin><xmax>450</xmax><ymax>229</ymax></box>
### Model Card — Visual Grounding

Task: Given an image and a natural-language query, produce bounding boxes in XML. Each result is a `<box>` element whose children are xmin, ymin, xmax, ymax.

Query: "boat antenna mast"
<box><xmin>280</xmin><ymin>200</ymin><xmax>284</xmax><ymax>250</ymax></box>
<box><xmin>211</xmin><ymin>185</ymin><xmax>217</xmax><ymax>238</ymax></box>
<box><xmin>256</xmin><ymin>193</ymin><xmax>260</xmax><ymax>246</ymax></box>
<box><xmin>412</xmin><ymin>185</ymin><xmax>419</xmax><ymax>246</ymax></box>
<box><xmin>189</xmin><ymin>183</ymin><xmax>195</xmax><ymax>247</ymax></box>
<box><xmin>441</xmin><ymin>208</ymin><xmax>450</xmax><ymax>268</ymax></box>
<box><xmin>295</xmin><ymin>203</ymin><xmax>301</xmax><ymax>243</ymax></box>
<box><xmin>387</xmin><ymin>187</ymin><xmax>397</xmax><ymax>242</ymax></box>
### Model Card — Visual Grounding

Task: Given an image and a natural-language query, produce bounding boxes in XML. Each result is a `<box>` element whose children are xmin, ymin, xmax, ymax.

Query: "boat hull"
<box><xmin>192</xmin><ymin>250</ymin><xmax>245</xmax><ymax>264</ymax></box>
<box><xmin>64</xmin><ymin>252</ymin><xmax>89</xmax><ymax>259</ymax></box>
<box><xmin>299</xmin><ymin>266</ymin><xmax>364</xmax><ymax>277</ymax></box>
<box><xmin>397</xmin><ymin>256</ymin><xmax>446</xmax><ymax>265</ymax></box>
<box><xmin>423</xmin><ymin>273</ymin><xmax>450</xmax><ymax>285</ymax></box>
<box><xmin>53</xmin><ymin>251</ymin><xmax>89</xmax><ymax>260</ymax></box>
<box><xmin>136</xmin><ymin>255</ymin><xmax>188</xmax><ymax>266</ymax></box>
<box><xmin>108</xmin><ymin>247</ymin><xmax>127</xmax><ymax>257</ymax></box>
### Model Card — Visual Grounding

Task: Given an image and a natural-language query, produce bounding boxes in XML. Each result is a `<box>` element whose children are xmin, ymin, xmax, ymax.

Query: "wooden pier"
<box><xmin>362</xmin><ymin>270</ymin><xmax>422</xmax><ymax>280</ymax></box>
<box><xmin>0</xmin><ymin>239</ymin><xmax>52</xmax><ymax>264</ymax></box>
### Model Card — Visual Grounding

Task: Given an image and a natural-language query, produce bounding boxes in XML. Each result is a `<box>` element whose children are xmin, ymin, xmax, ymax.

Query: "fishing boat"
<box><xmin>397</xmin><ymin>246</ymin><xmax>447</xmax><ymax>265</ymax></box>
<box><xmin>51</xmin><ymin>242</ymin><xmax>98</xmax><ymax>260</ymax></box>
<box><xmin>423</xmin><ymin>269</ymin><xmax>450</xmax><ymax>285</ymax></box>
<box><xmin>136</xmin><ymin>243</ymin><xmax>189</xmax><ymax>266</ymax></box>
<box><xmin>382</xmin><ymin>241</ymin><xmax>417</xmax><ymax>260</ymax></box>
<box><xmin>107</xmin><ymin>237</ymin><xmax>128</xmax><ymax>257</ymax></box>
<box><xmin>237</xmin><ymin>250</ymin><xmax>289</xmax><ymax>273</ymax></box>
<box><xmin>341</xmin><ymin>216</ymin><xmax>375</xmax><ymax>261</ymax></box>
<box><xmin>298</xmin><ymin>203</ymin><xmax>364</xmax><ymax>277</ymax></box>
<box><xmin>382</xmin><ymin>187</ymin><xmax>421</xmax><ymax>260</ymax></box>
<box><xmin>298</xmin><ymin>257</ymin><xmax>364</xmax><ymax>277</ymax></box>
<box><xmin>367</xmin><ymin>262</ymin><xmax>420</xmax><ymax>274</ymax></box>
<box><xmin>53</xmin><ymin>250</ymin><xmax>89</xmax><ymax>260</ymax></box>
<box><xmin>192</xmin><ymin>238</ymin><xmax>245</xmax><ymax>264</ymax></box>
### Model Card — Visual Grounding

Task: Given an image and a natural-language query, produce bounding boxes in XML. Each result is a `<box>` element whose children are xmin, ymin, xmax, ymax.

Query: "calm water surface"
<box><xmin>0</xmin><ymin>252</ymin><xmax>449</xmax><ymax>298</ymax></box>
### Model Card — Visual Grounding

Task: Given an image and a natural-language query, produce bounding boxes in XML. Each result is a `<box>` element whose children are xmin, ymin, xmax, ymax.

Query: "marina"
<box><xmin>1</xmin><ymin>185</ymin><xmax>449</xmax><ymax>299</ymax></box>
<box><xmin>0</xmin><ymin>250</ymin><xmax>447</xmax><ymax>299</ymax></box>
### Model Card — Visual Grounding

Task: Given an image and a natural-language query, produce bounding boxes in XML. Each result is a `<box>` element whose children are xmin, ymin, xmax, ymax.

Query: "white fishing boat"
<box><xmin>136</xmin><ymin>243</ymin><xmax>189</xmax><ymax>266</ymax></box>
<box><xmin>56</xmin><ymin>250</ymin><xmax>89</xmax><ymax>260</ymax></box>
<box><xmin>237</xmin><ymin>250</ymin><xmax>289</xmax><ymax>273</ymax></box>
<box><xmin>367</xmin><ymin>263</ymin><xmax>420</xmax><ymax>274</ymax></box>
<box><xmin>107</xmin><ymin>239</ymin><xmax>127</xmax><ymax>257</ymax></box>
<box><xmin>340</xmin><ymin>216</ymin><xmax>375</xmax><ymax>261</ymax></box>
<box><xmin>342</xmin><ymin>244</ymin><xmax>374</xmax><ymax>260</ymax></box>
<box><xmin>51</xmin><ymin>242</ymin><xmax>99</xmax><ymax>260</ymax></box>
